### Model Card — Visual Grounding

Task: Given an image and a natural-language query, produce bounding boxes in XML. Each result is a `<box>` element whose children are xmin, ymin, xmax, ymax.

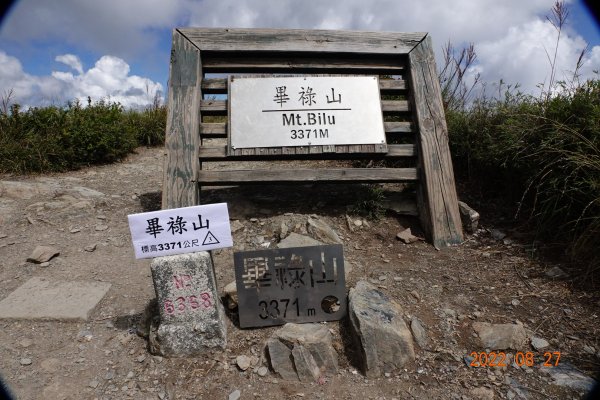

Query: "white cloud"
<box><xmin>0</xmin><ymin>51</ymin><xmax>163</xmax><ymax>109</ymax></box>
<box><xmin>55</xmin><ymin>54</ymin><xmax>83</xmax><ymax>74</ymax></box>
<box><xmin>475</xmin><ymin>19</ymin><xmax>598</xmax><ymax>94</ymax></box>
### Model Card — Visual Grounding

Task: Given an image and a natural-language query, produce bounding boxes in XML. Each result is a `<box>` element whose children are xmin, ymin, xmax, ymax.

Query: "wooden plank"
<box><xmin>200</xmin><ymin>122</ymin><xmax>227</xmax><ymax>138</ymax></box>
<box><xmin>199</xmin><ymin>144</ymin><xmax>415</xmax><ymax>160</ymax></box>
<box><xmin>199</xmin><ymin>121</ymin><xmax>414</xmax><ymax>136</ymax></box>
<box><xmin>180</xmin><ymin>28</ymin><xmax>426</xmax><ymax>54</ymax></box>
<box><xmin>200</xmin><ymin>99</ymin><xmax>408</xmax><ymax>114</ymax></box>
<box><xmin>197</xmin><ymin>168</ymin><xmax>418</xmax><ymax>185</ymax></box>
<box><xmin>202</xmin><ymin>54</ymin><xmax>404</xmax><ymax>74</ymax></box>
<box><xmin>162</xmin><ymin>30</ymin><xmax>202</xmax><ymax>208</ymax></box>
<box><xmin>384</xmin><ymin>121</ymin><xmax>413</xmax><ymax>133</ymax></box>
<box><xmin>202</xmin><ymin>77</ymin><xmax>406</xmax><ymax>94</ymax></box>
<box><xmin>381</xmin><ymin>100</ymin><xmax>410</xmax><ymax>112</ymax></box>
<box><xmin>408</xmin><ymin>35</ymin><xmax>463</xmax><ymax>248</ymax></box>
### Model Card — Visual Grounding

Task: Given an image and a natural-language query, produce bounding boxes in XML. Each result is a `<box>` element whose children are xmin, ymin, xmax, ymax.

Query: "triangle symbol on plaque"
<box><xmin>202</xmin><ymin>231</ymin><xmax>220</xmax><ymax>245</ymax></box>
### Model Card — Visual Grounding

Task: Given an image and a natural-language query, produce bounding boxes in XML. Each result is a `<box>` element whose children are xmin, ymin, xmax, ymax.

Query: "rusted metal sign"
<box><xmin>234</xmin><ymin>244</ymin><xmax>346</xmax><ymax>328</ymax></box>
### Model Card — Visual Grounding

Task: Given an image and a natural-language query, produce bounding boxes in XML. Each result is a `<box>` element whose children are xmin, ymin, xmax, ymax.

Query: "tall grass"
<box><xmin>0</xmin><ymin>97</ymin><xmax>166</xmax><ymax>174</ymax></box>
<box><xmin>441</xmin><ymin>1</ymin><xmax>600</xmax><ymax>272</ymax></box>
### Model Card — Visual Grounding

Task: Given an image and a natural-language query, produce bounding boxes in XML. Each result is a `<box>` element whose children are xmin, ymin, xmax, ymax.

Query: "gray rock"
<box><xmin>458</xmin><ymin>201</ymin><xmax>480</xmax><ymax>233</ymax></box>
<box><xmin>0</xmin><ymin>180</ymin><xmax>59</xmax><ymax>200</ymax></box>
<box><xmin>545</xmin><ymin>266</ymin><xmax>568</xmax><ymax>278</ymax></box>
<box><xmin>306</xmin><ymin>217</ymin><xmax>342</xmax><ymax>244</ymax></box>
<box><xmin>490</xmin><ymin>229</ymin><xmax>506</xmax><ymax>241</ymax></box>
<box><xmin>0</xmin><ymin>277</ymin><xmax>110</xmax><ymax>321</ymax></box>
<box><xmin>228</xmin><ymin>389</ymin><xmax>241</xmax><ymax>400</ymax></box>
<box><xmin>236</xmin><ymin>355</ymin><xmax>251</xmax><ymax>371</ymax></box>
<box><xmin>20</xmin><ymin>358</ymin><xmax>32</xmax><ymax>366</ymax></box>
<box><xmin>541</xmin><ymin>362</ymin><xmax>597</xmax><ymax>392</ymax></box>
<box><xmin>67</xmin><ymin>186</ymin><xmax>105</xmax><ymax>198</ymax></box>
<box><xmin>396</xmin><ymin>228</ymin><xmax>419</xmax><ymax>244</ymax></box>
<box><xmin>84</xmin><ymin>244</ymin><xmax>97</xmax><ymax>252</ymax></box>
<box><xmin>472</xmin><ymin>322</ymin><xmax>527</xmax><ymax>350</ymax></box>
<box><xmin>150</xmin><ymin>252</ymin><xmax>227</xmax><ymax>356</ymax></box>
<box><xmin>410</xmin><ymin>317</ymin><xmax>429</xmax><ymax>349</ymax></box>
<box><xmin>274</xmin><ymin>323</ymin><xmax>338</xmax><ymax>375</ymax></box>
<box><xmin>257</xmin><ymin>366</ymin><xmax>268</xmax><ymax>377</ymax></box>
<box><xmin>277</xmin><ymin>232</ymin><xmax>322</xmax><ymax>249</ymax></box>
<box><xmin>469</xmin><ymin>387</ymin><xmax>494</xmax><ymax>399</ymax></box>
<box><xmin>530</xmin><ymin>336</ymin><xmax>549</xmax><ymax>350</ymax></box>
<box><xmin>230</xmin><ymin>220</ymin><xmax>244</xmax><ymax>233</ymax></box>
<box><xmin>292</xmin><ymin>345</ymin><xmax>321</xmax><ymax>382</ymax></box>
<box><xmin>27</xmin><ymin>245</ymin><xmax>60</xmax><ymax>263</ymax></box>
<box><xmin>266</xmin><ymin>338</ymin><xmax>298</xmax><ymax>381</ymax></box>
<box><xmin>348</xmin><ymin>281</ymin><xmax>415</xmax><ymax>377</ymax></box>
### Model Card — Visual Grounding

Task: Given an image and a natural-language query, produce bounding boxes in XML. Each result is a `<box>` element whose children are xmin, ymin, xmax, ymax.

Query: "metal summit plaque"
<box><xmin>233</xmin><ymin>244</ymin><xmax>346</xmax><ymax>328</ymax></box>
<box><xmin>229</xmin><ymin>76</ymin><xmax>386</xmax><ymax>149</ymax></box>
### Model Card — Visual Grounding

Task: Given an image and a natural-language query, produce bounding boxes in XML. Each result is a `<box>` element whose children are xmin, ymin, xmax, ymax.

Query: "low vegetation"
<box><xmin>0</xmin><ymin>94</ymin><xmax>166</xmax><ymax>173</ymax></box>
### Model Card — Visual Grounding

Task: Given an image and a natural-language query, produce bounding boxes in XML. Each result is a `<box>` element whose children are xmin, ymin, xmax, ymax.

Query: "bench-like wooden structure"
<box><xmin>162</xmin><ymin>28</ymin><xmax>463</xmax><ymax>248</ymax></box>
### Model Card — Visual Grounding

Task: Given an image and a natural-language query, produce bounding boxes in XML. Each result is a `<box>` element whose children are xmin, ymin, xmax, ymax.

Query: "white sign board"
<box><xmin>229</xmin><ymin>76</ymin><xmax>386</xmax><ymax>149</ymax></box>
<box><xmin>128</xmin><ymin>203</ymin><xmax>233</xmax><ymax>259</ymax></box>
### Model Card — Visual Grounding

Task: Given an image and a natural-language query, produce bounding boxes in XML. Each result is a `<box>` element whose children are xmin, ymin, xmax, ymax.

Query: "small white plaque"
<box><xmin>229</xmin><ymin>76</ymin><xmax>386</xmax><ymax>149</ymax></box>
<box><xmin>128</xmin><ymin>203</ymin><xmax>233</xmax><ymax>259</ymax></box>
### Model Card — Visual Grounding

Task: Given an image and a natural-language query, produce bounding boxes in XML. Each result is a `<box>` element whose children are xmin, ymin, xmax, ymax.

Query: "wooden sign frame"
<box><xmin>162</xmin><ymin>28</ymin><xmax>463</xmax><ymax>248</ymax></box>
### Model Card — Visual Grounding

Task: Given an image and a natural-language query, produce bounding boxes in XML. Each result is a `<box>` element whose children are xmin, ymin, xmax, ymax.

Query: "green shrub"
<box><xmin>0</xmin><ymin>98</ymin><xmax>167</xmax><ymax>174</ymax></box>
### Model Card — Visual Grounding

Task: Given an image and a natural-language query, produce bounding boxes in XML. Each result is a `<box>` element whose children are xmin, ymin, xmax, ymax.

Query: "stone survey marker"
<box><xmin>234</xmin><ymin>244</ymin><xmax>346</xmax><ymax>328</ymax></box>
<box><xmin>150</xmin><ymin>252</ymin><xmax>227</xmax><ymax>356</ymax></box>
<box><xmin>128</xmin><ymin>203</ymin><xmax>232</xmax><ymax>259</ymax></box>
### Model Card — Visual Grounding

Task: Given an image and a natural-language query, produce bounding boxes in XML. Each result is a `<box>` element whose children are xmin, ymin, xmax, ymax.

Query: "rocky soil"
<box><xmin>0</xmin><ymin>146</ymin><xmax>599</xmax><ymax>399</ymax></box>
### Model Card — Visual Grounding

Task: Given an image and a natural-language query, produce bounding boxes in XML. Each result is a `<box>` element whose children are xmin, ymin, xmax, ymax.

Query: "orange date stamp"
<box><xmin>468</xmin><ymin>351</ymin><xmax>561</xmax><ymax>368</ymax></box>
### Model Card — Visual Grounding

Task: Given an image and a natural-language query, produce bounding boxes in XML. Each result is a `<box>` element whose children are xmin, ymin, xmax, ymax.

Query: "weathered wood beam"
<box><xmin>198</xmin><ymin>144</ymin><xmax>415</xmax><ymax>160</ymax></box>
<box><xmin>407</xmin><ymin>35</ymin><xmax>463</xmax><ymax>248</ymax></box>
<box><xmin>199</xmin><ymin>121</ymin><xmax>413</xmax><ymax>138</ymax></box>
<box><xmin>162</xmin><ymin>30</ymin><xmax>202</xmax><ymax>208</ymax></box>
<box><xmin>180</xmin><ymin>28</ymin><xmax>426</xmax><ymax>54</ymax></box>
<box><xmin>197</xmin><ymin>168</ymin><xmax>418</xmax><ymax>185</ymax></box>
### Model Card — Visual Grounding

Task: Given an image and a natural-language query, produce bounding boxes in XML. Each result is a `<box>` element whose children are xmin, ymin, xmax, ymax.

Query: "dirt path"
<box><xmin>0</xmin><ymin>147</ymin><xmax>598</xmax><ymax>399</ymax></box>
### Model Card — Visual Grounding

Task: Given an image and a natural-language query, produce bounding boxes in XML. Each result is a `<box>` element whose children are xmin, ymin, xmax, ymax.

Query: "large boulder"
<box><xmin>348</xmin><ymin>281</ymin><xmax>415</xmax><ymax>377</ymax></box>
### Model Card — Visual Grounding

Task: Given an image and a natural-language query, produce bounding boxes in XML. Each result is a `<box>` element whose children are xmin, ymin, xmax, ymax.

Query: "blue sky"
<box><xmin>0</xmin><ymin>0</ymin><xmax>598</xmax><ymax>109</ymax></box>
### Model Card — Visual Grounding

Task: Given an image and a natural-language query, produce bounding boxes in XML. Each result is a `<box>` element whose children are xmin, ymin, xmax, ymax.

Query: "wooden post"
<box><xmin>162</xmin><ymin>29</ymin><xmax>202</xmax><ymax>209</ymax></box>
<box><xmin>407</xmin><ymin>35</ymin><xmax>464</xmax><ymax>248</ymax></box>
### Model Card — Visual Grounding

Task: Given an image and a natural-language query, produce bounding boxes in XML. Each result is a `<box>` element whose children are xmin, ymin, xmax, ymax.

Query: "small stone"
<box><xmin>531</xmin><ymin>337</ymin><xmax>550</xmax><ymax>350</ymax></box>
<box><xmin>126</xmin><ymin>371</ymin><xmax>135</xmax><ymax>379</ymax></box>
<box><xmin>136</xmin><ymin>355</ymin><xmax>146</xmax><ymax>363</ymax></box>
<box><xmin>224</xmin><ymin>281</ymin><xmax>238</xmax><ymax>310</ymax></box>
<box><xmin>40</xmin><ymin>262</ymin><xmax>50</xmax><ymax>267</ymax></box>
<box><xmin>257</xmin><ymin>366</ymin><xmax>268</xmax><ymax>377</ymax></box>
<box><xmin>250</xmin><ymin>218</ymin><xmax>258</xmax><ymax>222</ymax></box>
<box><xmin>70</xmin><ymin>228</ymin><xmax>81</xmax><ymax>233</ymax></box>
<box><xmin>490</xmin><ymin>229</ymin><xmax>506</xmax><ymax>240</ymax></box>
<box><xmin>95</xmin><ymin>225</ymin><xmax>108</xmax><ymax>231</ymax></box>
<box><xmin>20</xmin><ymin>358</ymin><xmax>32</xmax><ymax>366</ymax></box>
<box><xmin>236</xmin><ymin>355</ymin><xmax>251</xmax><ymax>371</ymax></box>
<box><xmin>409</xmin><ymin>290</ymin><xmax>421</xmax><ymax>302</ymax></box>
<box><xmin>230</xmin><ymin>220</ymin><xmax>244</xmax><ymax>233</ymax></box>
<box><xmin>473</xmin><ymin>322</ymin><xmax>527</xmax><ymax>350</ymax></box>
<box><xmin>545</xmin><ymin>266</ymin><xmax>568</xmax><ymax>278</ymax></box>
<box><xmin>410</xmin><ymin>317</ymin><xmax>429</xmax><ymax>349</ymax></box>
<box><xmin>354</xmin><ymin>219</ymin><xmax>363</xmax><ymax>227</ymax></box>
<box><xmin>470</xmin><ymin>386</ymin><xmax>495</xmax><ymax>400</ymax></box>
<box><xmin>378</xmin><ymin>275</ymin><xmax>387</xmax><ymax>281</ymax></box>
<box><xmin>76</xmin><ymin>330</ymin><xmax>93</xmax><ymax>342</ymax></box>
<box><xmin>27</xmin><ymin>245</ymin><xmax>59</xmax><ymax>263</ymax></box>
<box><xmin>104</xmin><ymin>370</ymin><xmax>115</xmax><ymax>380</ymax></box>
<box><xmin>583</xmin><ymin>345</ymin><xmax>596</xmax><ymax>354</ymax></box>
<box><xmin>89</xmin><ymin>380</ymin><xmax>99</xmax><ymax>388</ymax></box>
<box><xmin>396</xmin><ymin>228</ymin><xmax>418</xmax><ymax>244</ymax></box>
<box><xmin>458</xmin><ymin>201</ymin><xmax>480</xmax><ymax>233</ymax></box>
<box><xmin>229</xmin><ymin>389</ymin><xmax>241</xmax><ymax>400</ymax></box>
<box><xmin>19</xmin><ymin>338</ymin><xmax>33</xmax><ymax>348</ymax></box>
<box><xmin>84</xmin><ymin>244</ymin><xmax>97</xmax><ymax>252</ymax></box>
<box><xmin>307</xmin><ymin>217</ymin><xmax>342</xmax><ymax>244</ymax></box>
<box><xmin>511</xmin><ymin>299</ymin><xmax>520</xmax><ymax>306</ymax></box>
